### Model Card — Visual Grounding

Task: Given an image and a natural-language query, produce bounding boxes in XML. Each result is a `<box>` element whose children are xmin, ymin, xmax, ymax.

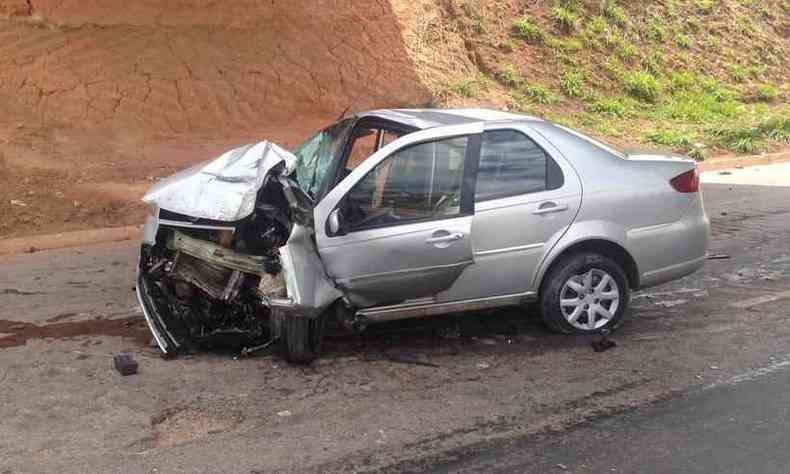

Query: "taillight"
<box><xmin>670</xmin><ymin>167</ymin><xmax>700</xmax><ymax>193</ymax></box>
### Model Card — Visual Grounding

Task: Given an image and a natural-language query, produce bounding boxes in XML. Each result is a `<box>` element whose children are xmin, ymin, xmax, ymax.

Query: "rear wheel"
<box><xmin>540</xmin><ymin>253</ymin><xmax>629</xmax><ymax>334</ymax></box>
<box><xmin>279</xmin><ymin>312</ymin><xmax>328</xmax><ymax>364</ymax></box>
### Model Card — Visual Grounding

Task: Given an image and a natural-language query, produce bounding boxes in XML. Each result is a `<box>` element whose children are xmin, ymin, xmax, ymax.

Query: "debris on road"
<box><xmin>113</xmin><ymin>353</ymin><xmax>139</xmax><ymax>376</ymax></box>
<box><xmin>277</xmin><ymin>410</ymin><xmax>292</xmax><ymax>417</ymax></box>
<box><xmin>10</xmin><ymin>199</ymin><xmax>28</xmax><ymax>207</ymax></box>
<box><xmin>592</xmin><ymin>329</ymin><xmax>617</xmax><ymax>353</ymax></box>
<box><xmin>707</xmin><ymin>253</ymin><xmax>731</xmax><ymax>260</ymax></box>
<box><xmin>657</xmin><ymin>299</ymin><xmax>688</xmax><ymax>308</ymax></box>
<box><xmin>476</xmin><ymin>362</ymin><xmax>491</xmax><ymax>369</ymax></box>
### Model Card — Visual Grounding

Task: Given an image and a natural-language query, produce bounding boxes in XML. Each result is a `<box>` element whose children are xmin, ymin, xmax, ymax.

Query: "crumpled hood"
<box><xmin>143</xmin><ymin>141</ymin><xmax>297</xmax><ymax>222</ymax></box>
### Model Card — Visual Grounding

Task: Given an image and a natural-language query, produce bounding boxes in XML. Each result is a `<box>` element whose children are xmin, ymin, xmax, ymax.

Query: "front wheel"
<box><xmin>539</xmin><ymin>253</ymin><xmax>630</xmax><ymax>334</ymax></box>
<box><xmin>279</xmin><ymin>311</ymin><xmax>328</xmax><ymax>364</ymax></box>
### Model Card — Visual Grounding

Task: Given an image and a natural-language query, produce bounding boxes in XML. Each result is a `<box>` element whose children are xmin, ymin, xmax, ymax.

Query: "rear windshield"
<box><xmin>553</xmin><ymin>124</ymin><xmax>627</xmax><ymax>159</ymax></box>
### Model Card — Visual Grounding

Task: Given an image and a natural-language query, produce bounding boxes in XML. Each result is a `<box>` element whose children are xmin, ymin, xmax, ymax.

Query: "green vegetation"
<box><xmin>590</xmin><ymin>97</ymin><xmax>632</xmax><ymax>118</ymax></box>
<box><xmin>756</xmin><ymin>83</ymin><xmax>779</xmax><ymax>102</ymax></box>
<box><xmin>707</xmin><ymin>114</ymin><xmax>790</xmax><ymax>153</ymax></box>
<box><xmin>603</xmin><ymin>0</ymin><xmax>628</xmax><ymax>26</ymax></box>
<box><xmin>444</xmin><ymin>0</ymin><xmax>789</xmax><ymax>157</ymax></box>
<box><xmin>623</xmin><ymin>71</ymin><xmax>661</xmax><ymax>103</ymax></box>
<box><xmin>447</xmin><ymin>75</ymin><xmax>490</xmax><ymax>98</ymax></box>
<box><xmin>521</xmin><ymin>83</ymin><xmax>559</xmax><ymax>105</ymax></box>
<box><xmin>550</xmin><ymin>6</ymin><xmax>579</xmax><ymax>33</ymax></box>
<box><xmin>512</xmin><ymin>16</ymin><xmax>544</xmax><ymax>42</ymax></box>
<box><xmin>560</xmin><ymin>69</ymin><xmax>584</xmax><ymax>97</ymax></box>
<box><xmin>646</xmin><ymin>129</ymin><xmax>695</xmax><ymax>147</ymax></box>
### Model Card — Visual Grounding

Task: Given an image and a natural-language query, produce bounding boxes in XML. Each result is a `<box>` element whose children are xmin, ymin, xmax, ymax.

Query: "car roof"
<box><xmin>356</xmin><ymin>108</ymin><xmax>544</xmax><ymax>130</ymax></box>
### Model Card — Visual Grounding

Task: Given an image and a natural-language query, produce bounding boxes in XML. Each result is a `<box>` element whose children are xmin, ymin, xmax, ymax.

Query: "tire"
<box><xmin>539</xmin><ymin>252</ymin><xmax>630</xmax><ymax>334</ymax></box>
<box><xmin>280</xmin><ymin>311</ymin><xmax>328</xmax><ymax>364</ymax></box>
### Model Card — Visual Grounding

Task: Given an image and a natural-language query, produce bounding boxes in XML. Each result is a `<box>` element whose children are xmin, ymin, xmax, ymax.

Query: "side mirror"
<box><xmin>328</xmin><ymin>209</ymin><xmax>344</xmax><ymax>236</ymax></box>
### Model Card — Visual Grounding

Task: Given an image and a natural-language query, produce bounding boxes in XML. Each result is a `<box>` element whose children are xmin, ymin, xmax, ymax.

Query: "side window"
<box><xmin>343</xmin><ymin>136</ymin><xmax>468</xmax><ymax>231</ymax></box>
<box><xmin>476</xmin><ymin>130</ymin><xmax>560</xmax><ymax>202</ymax></box>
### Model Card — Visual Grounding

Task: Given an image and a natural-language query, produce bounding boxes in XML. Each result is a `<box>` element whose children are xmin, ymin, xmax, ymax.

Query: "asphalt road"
<box><xmin>407</xmin><ymin>358</ymin><xmax>790</xmax><ymax>474</ymax></box>
<box><xmin>1</xmin><ymin>179</ymin><xmax>790</xmax><ymax>473</ymax></box>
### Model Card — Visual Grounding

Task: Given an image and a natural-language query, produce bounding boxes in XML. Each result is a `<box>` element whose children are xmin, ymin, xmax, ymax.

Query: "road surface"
<box><xmin>1</xmin><ymin>179</ymin><xmax>790</xmax><ymax>473</ymax></box>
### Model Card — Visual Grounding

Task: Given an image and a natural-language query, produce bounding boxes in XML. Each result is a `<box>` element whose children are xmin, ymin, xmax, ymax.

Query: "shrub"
<box><xmin>546</xmin><ymin>36</ymin><xmax>583</xmax><ymax>52</ymax></box>
<box><xmin>551</xmin><ymin>6</ymin><xmax>579</xmax><ymax>33</ymax></box>
<box><xmin>726</xmin><ymin>63</ymin><xmax>748</xmax><ymax>82</ymax></box>
<box><xmin>521</xmin><ymin>83</ymin><xmax>559</xmax><ymax>104</ymax></box>
<box><xmin>646</xmin><ymin>129</ymin><xmax>694</xmax><ymax>147</ymax></box>
<box><xmin>647</xmin><ymin>17</ymin><xmax>667</xmax><ymax>41</ymax></box>
<box><xmin>603</xmin><ymin>0</ymin><xmax>628</xmax><ymax>26</ymax></box>
<box><xmin>756</xmin><ymin>83</ymin><xmax>779</xmax><ymax>102</ymax></box>
<box><xmin>668</xmin><ymin>72</ymin><xmax>697</xmax><ymax>92</ymax></box>
<box><xmin>499</xmin><ymin>64</ymin><xmax>520</xmax><ymax>87</ymax></box>
<box><xmin>560</xmin><ymin>69</ymin><xmax>585</xmax><ymax>97</ymax></box>
<box><xmin>623</xmin><ymin>71</ymin><xmax>661</xmax><ymax>102</ymax></box>
<box><xmin>586</xmin><ymin>16</ymin><xmax>608</xmax><ymax>35</ymax></box>
<box><xmin>642</xmin><ymin>49</ymin><xmax>664</xmax><ymax>75</ymax></box>
<box><xmin>591</xmin><ymin>97</ymin><xmax>632</xmax><ymax>118</ymax></box>
<box><xmin>513</xmin><ymin>17</ymin><xmax>544</xmax><ymax>43</ymax></box>
<box><xmin>616</xmin><ymin>41</ymin><xmax>638</xmax><ymax>62</ymax></box>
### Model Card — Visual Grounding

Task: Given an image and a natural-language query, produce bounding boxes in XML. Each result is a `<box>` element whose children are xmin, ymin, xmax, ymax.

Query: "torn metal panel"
<box><xmin>143</xmin><ymin>141</ymin><xmax>298</xmax><ymax>222</ymax></box>
<box><xmin>169</xmin><ymin>230</ymin><xmax>272</xmax><ymax>276</ymax></box>
<box><xmin>274</xmin><ymin>223</ymin><xmax>342</xmax><ymax>317</ymax></box>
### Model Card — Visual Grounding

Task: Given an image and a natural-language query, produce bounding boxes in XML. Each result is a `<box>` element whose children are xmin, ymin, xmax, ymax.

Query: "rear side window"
<box><xmin>475</xmin><ymin>130</ymin><xmax>562</xmax><ymax>202</ymax></box>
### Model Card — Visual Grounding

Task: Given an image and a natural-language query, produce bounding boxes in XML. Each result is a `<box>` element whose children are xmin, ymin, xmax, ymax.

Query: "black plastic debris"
<box><xmin>706</xmin><ymin>253</ymin><xmax>731</xmax><ymax>260</ymax></box>
<box><xmin>591</xmin><ymin>329</ymin><xmax>616</xmax><ymax>353</ymax></box>
<box><xmin>113</xmin><ymin>353</ymin><xmax>139</xmax><ymax>376</ymax></box>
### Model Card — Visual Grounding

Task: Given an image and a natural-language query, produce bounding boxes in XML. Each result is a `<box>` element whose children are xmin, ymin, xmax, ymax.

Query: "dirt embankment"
<box><xmin>0</xmin><ymin>0</ymin><xmax>431</xmax><ymax>239</ymax></box>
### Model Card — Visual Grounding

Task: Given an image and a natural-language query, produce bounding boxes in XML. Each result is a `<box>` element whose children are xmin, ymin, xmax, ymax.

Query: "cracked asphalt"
<box><xmin>1</xmin><ymin>181</ymin><xmax>789</xmax><ymax>473</ymax></box>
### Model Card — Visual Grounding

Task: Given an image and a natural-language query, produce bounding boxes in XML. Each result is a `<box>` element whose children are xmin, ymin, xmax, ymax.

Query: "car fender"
<box><xmin>531</xmin><ymin>219</ymin><xmax>632</xmax><ymax>291</ymax></box>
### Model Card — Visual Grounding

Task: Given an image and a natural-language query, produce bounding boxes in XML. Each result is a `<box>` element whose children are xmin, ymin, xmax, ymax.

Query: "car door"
<box><xmin>314</xmin><ymin>123</ymin><xmax>484</xmax><ymax>308</ymax></box>
<box><xmin>436</xmin><ymin>125</ymin><xmax>583</xmax><ymax>302</ymax></box>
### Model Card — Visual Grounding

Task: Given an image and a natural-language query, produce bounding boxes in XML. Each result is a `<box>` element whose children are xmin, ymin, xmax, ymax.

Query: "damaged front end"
<box><xmin>136</xmin><ymin>141</ymin><xmax>340</xmax><ymax>359</ymax></box>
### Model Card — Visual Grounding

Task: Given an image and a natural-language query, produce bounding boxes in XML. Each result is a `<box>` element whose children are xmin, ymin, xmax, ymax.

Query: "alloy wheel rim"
<box><xmin>559</xmin><ymin>268</ymin><xmax>620</xmax><ymax>331</ymax></box>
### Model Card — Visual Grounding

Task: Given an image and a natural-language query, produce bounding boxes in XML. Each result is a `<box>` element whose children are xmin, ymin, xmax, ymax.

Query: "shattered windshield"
<box><xmin>292</xmin><ymin>119</ymin><xmax>353</xmax><ymax>197</ymax></box>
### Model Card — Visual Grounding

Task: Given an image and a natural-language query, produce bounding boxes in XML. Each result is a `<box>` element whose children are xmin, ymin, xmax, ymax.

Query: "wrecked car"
<box><xmin>136</xmin><ymin>108</ymin><xmax>710</xmax><ymax>363</ymax></box>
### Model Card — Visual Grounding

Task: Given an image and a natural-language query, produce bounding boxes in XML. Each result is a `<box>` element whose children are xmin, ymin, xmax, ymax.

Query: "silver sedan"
<box><xmin>137</xmin><ymin>108</ymin><xmax>710</xmax><ymax>362</ymax></box>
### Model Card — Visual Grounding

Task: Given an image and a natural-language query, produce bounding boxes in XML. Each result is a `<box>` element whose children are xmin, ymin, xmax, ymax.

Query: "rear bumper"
<box><xmin>635</xmin><ymin>212</ymin><xmax>710</xmax><ymax>289</ymax></box>
<box><xmin>639</xmin><ymin>255</ymin><xmax>706</xmax><ymax>289</ymax></box>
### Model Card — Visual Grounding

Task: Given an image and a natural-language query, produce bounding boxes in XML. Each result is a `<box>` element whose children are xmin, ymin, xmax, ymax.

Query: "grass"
<box><xmin>590</xmin><ymin>97</ymin><xmax>633</xmax><ymax>118</ymax></box>
<box><xmin>603</xmin><ymin>0</ymin><xmax>628</xmax><ymax>26</ymax></box>
<box><xmin>623</xmin><ymin>71</ymin><xmax>661</xmax><ymax>103</ymax></box>
<box><xmin>426</xmin><ymin>0</ymin><xmax>789</xmax><ymax>157</ymax></box>
<box><xmin>513</xmin><ymin>16</ymin><xmax>544</xmax><ymax>42</ymax></box>
<box><xmin>447</xmin><ymin>75</ymin><xmax>490</xmax><ymax>98</ymax></box>
<box><xmin>756</xmin><ymin>84</ymin><xmax>779</xmax><ymax>102</ymax></box>
<box><xmin>551</xmin><ymin>6</ymin><xmax>579</xmax><ymax>33</ymax></box>
<box><xmin>707</xmin><ymin>113</ymin><xmax>790</xmax><ymax>153</ymax></box>
<box><xmin>646</xmin><ymin>129</ymin><xmax>696</xmax><ymax>147</ymax></box>
<box><xmin>560</xmin><ymin>69</ymin><xmax>585</xmax><ymax>97</ymax></box>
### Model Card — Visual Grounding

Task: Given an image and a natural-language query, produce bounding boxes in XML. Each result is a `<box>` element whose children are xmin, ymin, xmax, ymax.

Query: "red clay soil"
<box><xmin>0</xmin><ymin>0</ymin><xmax>431</xmax><ymax>239</ymax></box>
<box><xmin>0</xmin><ymin>316</ymin><xmax>152</xmax><ymax>348</ymax></box>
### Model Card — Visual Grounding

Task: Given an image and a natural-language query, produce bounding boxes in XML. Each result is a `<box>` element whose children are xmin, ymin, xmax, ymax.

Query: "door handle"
<box><xmin>532</xmin><ymin>203</ymin><xmax>569</xmax><ymax>215</ymax></box>
<box><xmin>425</xmin><ymin>232</ymin><xmax>464</xmax><ymax>244</ymax></box>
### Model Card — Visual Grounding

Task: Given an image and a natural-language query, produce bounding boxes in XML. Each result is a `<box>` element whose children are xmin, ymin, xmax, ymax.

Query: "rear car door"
<box><xmin>436</xmin><ymin>125</ymin><xmax>582</xmax><ymax>301</ymax></box>
<box><xmin>314</xmin><ymin>123</ymin><xmax>483</xmax><ymax>308</ymax></box>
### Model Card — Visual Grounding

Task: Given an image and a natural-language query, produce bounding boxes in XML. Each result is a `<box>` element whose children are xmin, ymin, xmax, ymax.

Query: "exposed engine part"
<box><xmin>258</xmin><ymin>272</ymin><xmax>286</xmax><ymax>299</ymax></box>
<box><xmin>170</xmin><ymin>252</ymin><xmax>245</xmax><ymax>301</ymax></box>
<box><xmin>170</xmin><ymin>230</ymin><xmax>275</xmax><ymax>276</ymax></box>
